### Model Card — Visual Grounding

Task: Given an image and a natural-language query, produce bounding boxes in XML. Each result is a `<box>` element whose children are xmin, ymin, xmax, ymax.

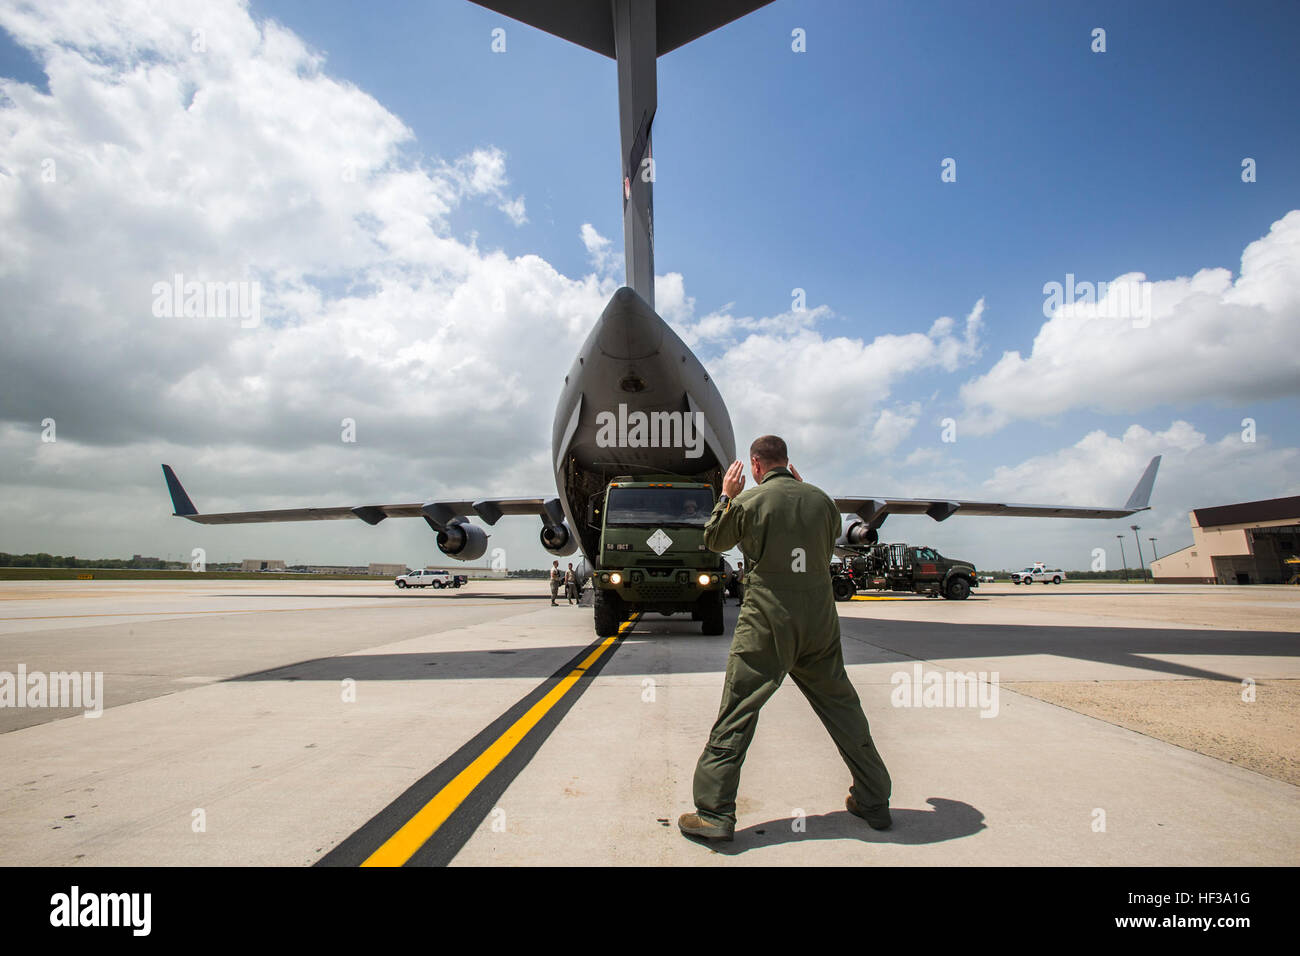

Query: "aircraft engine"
<box><xmin>436</xmin><ymin>517</ymin><xmax>489</xmax><ymax>561</ymax></box>
<box><xmin>839</xmin><ymin>521</ymin><xmax>878</xmax><ymax>547</ymax></box>
<box><xmin>540</xmin><ymin>521</ymin><xmax>578</xmax><ymax>557</ymax></box>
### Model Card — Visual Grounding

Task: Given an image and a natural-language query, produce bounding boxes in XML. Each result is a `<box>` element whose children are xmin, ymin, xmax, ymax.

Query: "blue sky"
<box><xmin>1</xmin><ymin>0</ymin><xmax>1297</xmax><ymax>570</ymax></box>
<box><xmin>244</xmin><ymin>0</ymin><xmax>1298</xmax><ymax>315</ymax></box>
<box><xmin>247</xmin><ymin>0</ymin><xmax>1300</xmax><ymax>453</ymax></box>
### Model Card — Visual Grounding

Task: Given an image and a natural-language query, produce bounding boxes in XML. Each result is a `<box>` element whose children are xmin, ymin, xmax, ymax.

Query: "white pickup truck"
<box><xmin>1011</xmin><ymin>564</ymin><xmax>1066</xmax><ymax>585</ymax></box>
<box><xmin>395</xmin><ymin>569</ymin><xmax>464</xmax><ymax>589</ymax></box>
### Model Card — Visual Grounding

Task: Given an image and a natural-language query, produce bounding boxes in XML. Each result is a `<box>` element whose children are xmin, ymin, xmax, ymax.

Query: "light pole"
<box><xmin>1116</xmin><ymin>534</ymin><xmax>1128</xmax><ymax>582</ymax></box>
<box><xmin>1131</xmin><ymin>525</ymin><xmax>1147</xmax><ymax>583</ymax></box>
<box><xmin>1149</xmin><ymin>537</ymin><xmax>1158</xmax><ymax>561</ymax></box>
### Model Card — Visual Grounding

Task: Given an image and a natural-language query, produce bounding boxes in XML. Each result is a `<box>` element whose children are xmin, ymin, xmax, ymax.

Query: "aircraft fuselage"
<box><xmin>552</xmin><ymin>287</ymin><xmax>736</xmax><ymax>559</ymax></box>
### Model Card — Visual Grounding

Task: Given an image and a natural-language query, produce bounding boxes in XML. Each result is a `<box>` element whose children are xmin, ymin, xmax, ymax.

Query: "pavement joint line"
<box><xmin>0</xmin><ymin>603</ymin><xmax>515</xmax><ymax>621</ymax></box>
<box><xmin>332</xmin><ymin>613</ymin><xmax>640</xmax><ymax>868</ymax></box>
<box><xmin>846</xmin><ymin>625</ymin><xmax>1299</xmax><ymax>783</ymax></box>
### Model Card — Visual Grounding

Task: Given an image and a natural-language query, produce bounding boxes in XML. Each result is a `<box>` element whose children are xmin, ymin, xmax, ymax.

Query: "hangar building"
<box><xmin>241</xmin><ymin>558</ymin><xmax>286</xmax><ymax>572</ymax></box>
<box><xmin>1151</xmin><ymin>496</ymin><xmax>1300</xmax><ymax>585</ymax></box>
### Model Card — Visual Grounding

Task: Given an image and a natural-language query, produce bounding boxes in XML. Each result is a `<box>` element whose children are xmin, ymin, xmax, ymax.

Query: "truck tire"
<box><xmin>593</xmin><ymin>589</ymin><xmax>624</xmax><ymax>637</ymax></box>
<box><xmin>396</xmin><ymin>580</ymin><xmax>406</xmax><ymax>588</ymax></box>
<box><xmin>832</xmin><ymin>577</ymin><xmax>855</xmax><ymax>602</ymax></box>
<box><xmin>1052</xmin><ymin>575</ymin><xmax>1062</xmax><ymax>584</ymax></box>
<box><xmin>700</xmin><ymin>591</ymin><xmax>725</xmax><ymax>635</ymax></box>
<box><xmin>944</xmin><ymin>576</ymin><xmax>971</xmax><ymax>601</ymax></box>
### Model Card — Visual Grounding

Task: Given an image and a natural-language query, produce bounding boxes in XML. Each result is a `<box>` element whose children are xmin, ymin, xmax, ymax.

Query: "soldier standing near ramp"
<box><xmin>679</xmin><ymin>435</ymin><xmax>893</xmax><ymax>841</ymax></box>
<box><xmin>549</xmin><ymin>560</ymin><xmax>562</xmax><ymax>606</ymax></box>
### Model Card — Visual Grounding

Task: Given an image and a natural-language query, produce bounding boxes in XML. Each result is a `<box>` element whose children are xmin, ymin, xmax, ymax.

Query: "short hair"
<box><xmin>749</xmin><ymin>435</ymin><xmax>788</xmax><ymax>467</ymax></box>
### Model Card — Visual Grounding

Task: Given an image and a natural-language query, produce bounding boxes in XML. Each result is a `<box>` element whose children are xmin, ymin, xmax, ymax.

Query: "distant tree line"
<box><xmin>987</xmin><ymin>569</ymin><xmax>1151</xmax><ymax>581</ymax></box>
<box><xmin>0</xmin><ymin>553</ymin><xmax>188</xmax><ymax>570</ymax></box>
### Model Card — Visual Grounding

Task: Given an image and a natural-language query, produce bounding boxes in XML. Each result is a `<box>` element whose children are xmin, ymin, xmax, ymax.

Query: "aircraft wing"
<box><xmin>467</xmin><ymin>0</ymin><xmax>776</xmax><ymax>58</ymax></box>
<box><xmin>161</xmin><ymin>465</ymin><xmax>565</xmax><ymax>529</ymax></box>
<box><xmin>833</xmin><ymin>456</ymin><xmax>1161</xmax><ymax>524</ymax></box>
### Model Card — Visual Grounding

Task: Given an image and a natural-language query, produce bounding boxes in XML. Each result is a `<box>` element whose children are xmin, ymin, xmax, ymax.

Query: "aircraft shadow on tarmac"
<box><xmin>226</xmin><ymin>612</ymin><xmax>1293</xmax><ymax>684</ymax></box>
<box><xmin>837</xmin><ymin>618</ymin><xmax>1297</xmax><ymax>683</ymax></box>
<box><xmin>686</xmin><ymin>797</ymin><xmax>987</xmax><ymax>855</ymax></box>
<box><xmin>216</xmin><ymin>592</ymin><xmax>547</xmax><ymax>600</ymax></box>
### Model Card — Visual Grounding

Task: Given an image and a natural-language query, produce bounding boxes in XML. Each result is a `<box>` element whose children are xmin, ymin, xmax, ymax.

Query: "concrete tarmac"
<box><xmin>0</xmin><ymin>580</ymin><xmax>1296</xmax><ymax>866</ymax></box>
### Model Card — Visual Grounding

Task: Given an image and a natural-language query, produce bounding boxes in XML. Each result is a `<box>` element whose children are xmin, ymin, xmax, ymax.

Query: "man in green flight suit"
<box><xmin>679</xmin><ymin>435</ymin><xmax>893</xmax><ymax>841</ymax></box>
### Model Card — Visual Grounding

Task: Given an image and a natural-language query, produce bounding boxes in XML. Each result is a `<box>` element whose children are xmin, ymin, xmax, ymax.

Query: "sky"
<box><xmin>1</xmin><ymin>0</ymin><xmax>1297</xmax><ymax>573</ymax></box>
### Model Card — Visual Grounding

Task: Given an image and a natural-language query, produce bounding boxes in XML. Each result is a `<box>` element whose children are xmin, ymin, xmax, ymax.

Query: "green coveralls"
<box><xmin>692</xmin><ymin>466</ymin><xmax>892</xmax><ymax>828</ymax></box>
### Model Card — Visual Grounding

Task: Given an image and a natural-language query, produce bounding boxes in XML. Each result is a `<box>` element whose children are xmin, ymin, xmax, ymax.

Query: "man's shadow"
<box><xmin>684</xmin><ymin>798</ymin><xmax>985</xmax><ymax>855</ymax></box>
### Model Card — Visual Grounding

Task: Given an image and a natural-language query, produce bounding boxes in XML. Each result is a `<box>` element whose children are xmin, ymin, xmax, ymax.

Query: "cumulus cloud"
<box><xmin>0</xmin><ymin>0</ymin><xmax>599</xmax><ymax>564</ymax></box>
<box><xmin>959</xmin><ymin>212</ymin><xmax>1300</xmax><ymax>434</ymax></box>
<box><xmin>688</xmin><ymin>299</ymin><xmax>985</xmax><ymax>465</ymax></box>
<box><xmin>867</xmin><ymin>403</ymin><xmax>922</xmax><ymax>455</ymax></box>
<box><xmin>579</xmin><ymin>222</ymin><xmax>620</xmax><ymax>279</ymax></box>
<box><xmin>872</xmin><ymin>421</ymin><xmax>1300</xmax><ymax>572</ymax></box>
<box><xmin>0</xmin><ymin>0</ymin><xmax>584</xmax><ymax>457</ymax></box>
<box><xmin>981</xmin><ymin>420</ymin><xmax>1206</xmax><ymax>506</ymax></box>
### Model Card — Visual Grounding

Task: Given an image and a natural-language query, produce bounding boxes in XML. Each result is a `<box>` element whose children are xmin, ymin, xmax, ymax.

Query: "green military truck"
<box><xmin>589</xmin><ymin>477</ymin><xmax>727</xmax><ymax>636</ymax></box>
<box><xmin>832</xmin><ymin>542</ymin><xmax>978</xmax><ymax>601</ymax></box>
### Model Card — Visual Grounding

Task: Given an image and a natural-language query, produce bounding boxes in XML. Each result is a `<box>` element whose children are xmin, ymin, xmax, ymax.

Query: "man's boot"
<box><xmin>678</xmin><ymin>812</ymin><xmax>734</xmax><ymax>842</ymax></box>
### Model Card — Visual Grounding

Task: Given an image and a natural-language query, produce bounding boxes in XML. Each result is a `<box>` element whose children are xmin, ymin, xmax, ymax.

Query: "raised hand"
<box><xmin>722</xmin><ymin>459</ymin><xmax>746</xmax><ymax>498</ymax></box>
<box><xmin>789</xmin><ymin>463</ymin><xmax>803</xmax><ymax>482</ymax></box>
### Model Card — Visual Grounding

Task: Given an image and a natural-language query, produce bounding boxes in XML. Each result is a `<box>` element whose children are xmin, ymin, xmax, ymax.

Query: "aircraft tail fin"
<box><xmin>161</xmin><ymin>464</ymin><xmax>198</xmax><ymax>517</ymax></box>
<box><xmin>1124</xmin><ymin>456</ymin><xmax>1162</xmax><ymax>512</ymax></box>
<box><xmin>468</xmin><ymin>0</ymin><xmax>774</xmax><ymax>306</ymax></box>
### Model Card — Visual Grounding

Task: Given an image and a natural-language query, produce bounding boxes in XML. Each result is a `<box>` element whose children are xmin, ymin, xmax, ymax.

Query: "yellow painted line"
<box><xmin>850</xmin><ymin>595</ymin><xmax>907</xmax><ymax>601</ymax></box>
<box><xmin>361</xmin><ymin>613</ymin><xmax>640</xmax><ymax>868</ymax></box>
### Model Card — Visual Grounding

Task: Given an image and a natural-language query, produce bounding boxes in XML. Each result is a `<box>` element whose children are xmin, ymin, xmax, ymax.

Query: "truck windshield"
<box><xmin>606</xmin><ymin>487</ymin><xmax>714</xmax><ymax>527</ymax></box>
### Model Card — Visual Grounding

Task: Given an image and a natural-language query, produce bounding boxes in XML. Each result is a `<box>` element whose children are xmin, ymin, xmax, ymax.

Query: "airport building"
<box><xmin>1151</xmin><ymin>496</ymin><xmax>1300</xmax><ymax>585</ymax></box>
<box><xmin>241</xmin><ymin>558</ymin><xmax>286</xmax><ymax>572</ymax></box>
<box><xmin>429</xmin><ymin>566</ymin><xmax>509</xmax><ymax>579</ymax></box>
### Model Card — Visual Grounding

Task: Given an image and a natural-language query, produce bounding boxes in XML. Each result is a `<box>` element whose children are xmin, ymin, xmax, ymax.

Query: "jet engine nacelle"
<box><xmin>437</xmin><ymin>518</ymin><xmax>489</xmax><ymax>561</ymax></box>
<box><xmin>540</xmin><ymin>521</ymin><xmax>578</xmax><ymax>557</ymax></box>
<box><xmin>839</xmin><ymin>521</ymin><xmax>878</xmax><ymax>547</ymax></box>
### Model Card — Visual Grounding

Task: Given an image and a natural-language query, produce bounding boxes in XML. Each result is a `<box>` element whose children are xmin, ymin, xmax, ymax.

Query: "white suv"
<box><xmin>395</xmin><ymin>569</ymin><xmax>453</xmax><ymax>589</ymax></box>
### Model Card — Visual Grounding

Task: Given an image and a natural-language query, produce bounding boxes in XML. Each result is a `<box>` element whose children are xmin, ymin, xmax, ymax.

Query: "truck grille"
<box><xmin>637</xmin><ymin>583</ymin><xmax>685</xmax><ymax>600</ymax></box>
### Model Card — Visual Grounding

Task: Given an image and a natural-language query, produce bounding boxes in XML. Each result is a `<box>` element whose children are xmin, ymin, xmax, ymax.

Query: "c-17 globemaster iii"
<box><xmin>161</xmin><ymin>0</ymin><xmax>1162</xmax><ymax>636</ymax></box>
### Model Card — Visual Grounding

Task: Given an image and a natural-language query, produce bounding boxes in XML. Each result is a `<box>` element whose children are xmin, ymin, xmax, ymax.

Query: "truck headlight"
<box><xmin>609</xmin><ymin>572</ymin><xmax>622</xmax><ymax>585</ymax></box>
<box><xmin>697</xmin><ymin>573</ymin><xmax>710</xmax><ymax>586</ymax></box>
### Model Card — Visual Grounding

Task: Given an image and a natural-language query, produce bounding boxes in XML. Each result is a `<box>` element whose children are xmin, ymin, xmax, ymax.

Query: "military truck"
<box><xmin>588</xmin><ymin>477</ymin><xmax>727</xmax><ymax>636</ymax></box>
<box><xmin>831</xmin><ymin>543</ymin><xmax>978</xmax><ymax>601</ymax></box>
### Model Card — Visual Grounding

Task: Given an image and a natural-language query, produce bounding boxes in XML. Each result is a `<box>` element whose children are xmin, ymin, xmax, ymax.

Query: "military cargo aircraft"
<box><xmin>161</xmin><ymin>0</ymin><xmax>1161</xmax><ymax>574</ymax></box>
